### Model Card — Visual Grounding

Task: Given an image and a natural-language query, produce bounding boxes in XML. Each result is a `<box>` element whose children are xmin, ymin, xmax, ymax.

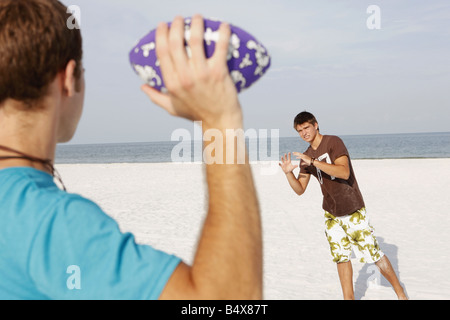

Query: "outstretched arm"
<box><xmin>294</xmin><ymin>152</ymin><xmax>350</xmax><ymax>180</ymax></box>
<box><xmin>279</xmin><ymin>152</ymin><xmax>310</xmax><ymax>196</ymax></box>
<box><xmin>142</xmin><ymin>15</ymin><xmax>262</xmax><ymax>300</ymax></box>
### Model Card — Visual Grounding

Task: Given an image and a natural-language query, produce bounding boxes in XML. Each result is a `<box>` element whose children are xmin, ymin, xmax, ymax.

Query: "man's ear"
<box><xmin>62</xmin><ymin>60</ymin><xmax>78</xmax><ymax>98</ymax></box>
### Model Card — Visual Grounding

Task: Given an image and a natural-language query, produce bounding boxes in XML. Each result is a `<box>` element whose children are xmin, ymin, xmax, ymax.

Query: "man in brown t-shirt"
<box><xmin>301</xmin><ymin>134</ymin><xmax>365</xmax><ymax>217</ymax></box>
<box><xmin>279</xmin><ymin>111</ymin><xmax>407</xmax><ymax>300</ymax></box>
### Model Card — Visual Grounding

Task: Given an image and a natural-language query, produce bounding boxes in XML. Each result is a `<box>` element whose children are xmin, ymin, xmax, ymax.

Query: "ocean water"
<box><xmin>55</xmin><ymin>132</ymin><xmax>450</xmax><ymax>164</ymax></box>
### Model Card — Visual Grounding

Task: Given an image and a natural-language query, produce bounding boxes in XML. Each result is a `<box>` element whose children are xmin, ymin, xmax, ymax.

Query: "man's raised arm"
<box><xmin>142</xmin><ymin>15</ymin><xmax>262</xmax><ymax>300</ymax></box>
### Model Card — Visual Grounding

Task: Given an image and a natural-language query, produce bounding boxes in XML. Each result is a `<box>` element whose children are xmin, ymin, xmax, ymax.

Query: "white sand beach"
<box><xmin>56</xmin><ymin>158</ymin><xmax>450</xmax><ymax>300</ymax></box>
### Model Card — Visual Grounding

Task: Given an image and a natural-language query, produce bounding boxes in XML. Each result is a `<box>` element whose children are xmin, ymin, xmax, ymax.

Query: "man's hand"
<box><xmin>141</xmin><ymin>15</ymin><xmax>242</xmax><ymax>131</ymax></box>
<box><xmin>279</xmin><ymin>153</ymin><xmax>310</xmax><ymax>196</ymax></box>
<box><xmin>293</xmin><ymin>152</ymin><xmax>313</xmax><ymax>166</ymax></box>
<box><xmin>279</xmin><ymin>153</ymin><xmax>298</xmax><ymax>174</ymax></box>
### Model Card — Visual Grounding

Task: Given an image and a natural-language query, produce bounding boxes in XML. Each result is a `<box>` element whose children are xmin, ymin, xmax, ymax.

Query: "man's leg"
<box><xmin>337</xmin><ymin>261</ymin><xmax>354</xmax><ymax>300</ymax></box>
<box><xmin>375</xmin><ymin>255</ymin><xmax>408</xmax><ymax>300</ymax></box>
<box><xmin>325</xmin><ymin>212</ymin><xmax>354</xmax><ymax>299</ymax></box>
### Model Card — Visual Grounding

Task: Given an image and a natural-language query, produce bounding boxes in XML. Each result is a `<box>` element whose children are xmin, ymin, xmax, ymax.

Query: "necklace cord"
<box><xmin>0</xmin><ymin>145</ymin><xmax>67</xmax><ymax>191</ymax></box>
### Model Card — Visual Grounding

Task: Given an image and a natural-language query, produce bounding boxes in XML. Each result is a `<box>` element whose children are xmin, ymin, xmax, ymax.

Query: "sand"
<box><xmin>56</xmin><ymin>158</ymin><xmax>450</xmax><ymax>300</ymax></box>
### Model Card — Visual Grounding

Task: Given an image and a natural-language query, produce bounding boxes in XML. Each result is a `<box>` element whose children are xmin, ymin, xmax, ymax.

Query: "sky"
<box><xmin>64</xmin><ymin>0</ymin><xmax>450</xmax><ymax>144</ymax></box>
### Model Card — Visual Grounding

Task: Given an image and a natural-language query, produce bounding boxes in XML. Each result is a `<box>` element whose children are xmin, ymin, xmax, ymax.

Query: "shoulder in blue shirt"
<box><xmin>0</xmin><ymin>167</ymin><xmax>180</xmax><ymax>300</ymax></box>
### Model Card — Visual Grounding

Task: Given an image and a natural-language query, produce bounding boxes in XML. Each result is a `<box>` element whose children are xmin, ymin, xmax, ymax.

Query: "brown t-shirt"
<box><xmin>300</xmin><ymin>135</ymin><xmax>365</xmax><ymax>217</ymax></box>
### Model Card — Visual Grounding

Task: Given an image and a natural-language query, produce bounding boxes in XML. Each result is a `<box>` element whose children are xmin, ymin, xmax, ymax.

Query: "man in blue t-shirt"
<box><xmin>0</xmin><ymin>0</ymin><xmax>262</xmax><ymax>300</ymax></box>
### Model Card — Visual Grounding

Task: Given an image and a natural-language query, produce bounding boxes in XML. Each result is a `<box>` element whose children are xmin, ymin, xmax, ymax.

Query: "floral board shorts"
<box><xmin>324</xmin><ymin>208</ymin><xmax>384</xmax><ymax>264</ymax></box>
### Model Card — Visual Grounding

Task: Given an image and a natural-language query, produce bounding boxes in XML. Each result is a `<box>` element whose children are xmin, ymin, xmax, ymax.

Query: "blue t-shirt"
<box><xmin>0</xmin><ymin>167</ymin><xmax>181</xmax><ymax>300</ymax></box>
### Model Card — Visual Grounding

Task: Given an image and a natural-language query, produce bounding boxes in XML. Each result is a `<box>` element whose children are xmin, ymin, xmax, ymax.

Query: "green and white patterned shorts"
<box><xmin>324</xmin><ymin>208</ymin><xmax>384</xmax><ymax>264</ymax></box>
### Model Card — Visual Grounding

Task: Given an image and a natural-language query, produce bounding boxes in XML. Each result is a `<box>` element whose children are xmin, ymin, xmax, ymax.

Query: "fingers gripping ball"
<box><xmin>129</xmin><ymin>17</ymin><xmax>271</xmax><ymax>93</ymax></box>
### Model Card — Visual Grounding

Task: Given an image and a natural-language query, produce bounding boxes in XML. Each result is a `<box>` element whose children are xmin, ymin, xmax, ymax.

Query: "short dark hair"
<box><xmin>293</xmin><ymin>111</ymin><xmax>318</xmax><ymax>130</ymax></box>
<box><xmin>0</xmin><ymin>0</ymin><xmax>83</xmax><ymax>106</ymax></box>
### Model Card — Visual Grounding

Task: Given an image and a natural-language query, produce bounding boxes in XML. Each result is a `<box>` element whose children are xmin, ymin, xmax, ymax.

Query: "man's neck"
<box><xmin>0</xmin><ymin>100</ymin><xmax>58</xmax><ymax>173</ymax></box>
<box><xmin>310</xmin><ymin>133</ymin><xmax>323</xmax><ymax>150</ymax></box>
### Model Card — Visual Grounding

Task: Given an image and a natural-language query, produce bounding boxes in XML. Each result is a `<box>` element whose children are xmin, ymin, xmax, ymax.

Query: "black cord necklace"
<box><xmin>0</xmin><ymin>145</ymin><xmax>66</xmax><ymax>191</ymax></box>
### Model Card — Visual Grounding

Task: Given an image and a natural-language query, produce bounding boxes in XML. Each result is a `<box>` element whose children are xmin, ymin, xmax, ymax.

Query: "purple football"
<box><xmin>129</xmin><ymin>17</ymin><xmax>271</xmax><ymax>93</ymax></box>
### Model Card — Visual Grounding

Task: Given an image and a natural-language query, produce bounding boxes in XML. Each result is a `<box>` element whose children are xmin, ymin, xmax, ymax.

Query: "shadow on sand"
<box><xmin>354</xmin><ymin>237</ymin><xmax>408</xmax><ymax>300</ymax></box>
